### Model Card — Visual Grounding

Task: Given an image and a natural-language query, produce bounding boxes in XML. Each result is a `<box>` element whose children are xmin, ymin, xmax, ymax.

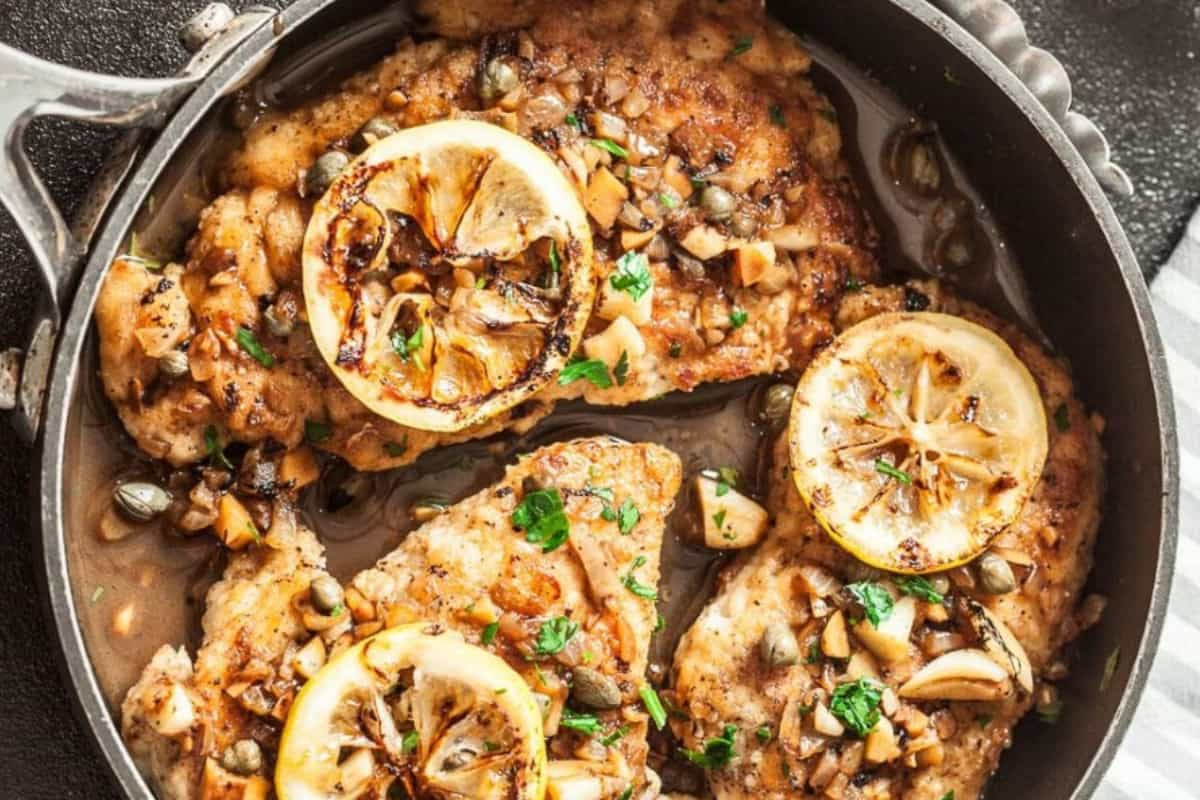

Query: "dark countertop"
<box><xmin>0</xmin><ymin>2</ymin><xmax>1196</xmax><ymax>797</ymax></box>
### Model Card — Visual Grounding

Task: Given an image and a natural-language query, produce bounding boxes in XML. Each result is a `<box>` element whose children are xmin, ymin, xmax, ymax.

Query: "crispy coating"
<box><xmin>670</xmin><ymin>280</ymin><xmax>1104</xmax><ymax>800</ymax></box>
<box><xmin>96</xmin><ymin>0</ymin><xmax>877</xmax><ymax>471</ymax></box>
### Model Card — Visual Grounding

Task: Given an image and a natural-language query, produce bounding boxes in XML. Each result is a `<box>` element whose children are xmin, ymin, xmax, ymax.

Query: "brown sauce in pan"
<box><xmin>68</xmin><ymin>31</ymin><xmax>1037</xmax><ymax>712</ymax></box>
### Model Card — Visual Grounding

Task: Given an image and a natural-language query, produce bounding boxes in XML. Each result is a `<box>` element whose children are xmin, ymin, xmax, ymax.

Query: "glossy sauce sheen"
<box><xmin>71</xmin><ymin>31</ymin><xmax>1031</xmax><ymax>710</ymax></box>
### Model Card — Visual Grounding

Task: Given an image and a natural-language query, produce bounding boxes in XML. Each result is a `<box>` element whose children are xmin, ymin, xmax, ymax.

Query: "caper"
<box><xmin>222</xmin><ymin>738</ymin><xmax>263</xmax><ymax>776</ymax></box>
<box><xmin>729</xmin><ymin>211</ymin><xmax>759</xmax><ymax>238</ymax></box>
<box><xmin>114</xmin><ymin>482</ymin><xmax>172</xmax><ymax>522</ymax></box>
<box><xmin>927</xmin><ymin>573</ymin><xmax>952</xmax><ymax>597</ymax></box>
<box><xmin>303</xmin><ymin>150</ymin><xmax>350</xmax><ymax>198</ymax></box>
<box><xmin>977</xmin><ymin>552</ymin><xmax>1016</xmax><ymax>594</ymax></box>
<box><xmin>263</xmin><ymin>306</ymin><xmax>294</xmax><ymax>338</ymax></box>
<box><xmin>478</xmin><ymin>57</ymin><xmax>520</xmax><ymax>105</ymax></box>
<box><xmin>760</xmin><ymin>621</ymin><xmax>800</xmax><ymax>667</ymax></box>
<box><xmin>570</xmin><ymin>666</ymin><xmax>622</xmax><ymax>710</ymax></box>
<box><xmin>759</xmin><ymin>383</ymin><xmax>795</xmax><ymax>431</ymax></box>
<box><xmin>309</xmin><ymin>575</ymin><xmax>345</xmax><ymax>615</ymax></box>
<box><xmin>158</xmin><ymin>350</ymin><xmax>190</xmax><ymax>379</ymax></box>
<box><xmin>699</xmin><ymin>185</ymin><xmax>736</xmax><ymax>223</ymax></box>
<box><xmin>350</xmin><ymin>116</ymin><xmax>400</xmax><ymax>153</ymax></box>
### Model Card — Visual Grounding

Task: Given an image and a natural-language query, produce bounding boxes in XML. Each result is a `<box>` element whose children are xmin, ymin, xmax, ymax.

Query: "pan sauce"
<box><xmin>68</xmin><ymin>26</ymin><xmax>1036</xmax><ymax>721</ymax></box>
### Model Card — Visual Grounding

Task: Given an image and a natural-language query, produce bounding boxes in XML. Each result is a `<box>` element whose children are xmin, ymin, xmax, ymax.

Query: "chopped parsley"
<box><xmin>560</xmin><ymin>708</ymin><xmax>603</xmax><ymax>735</ymax></box>
<box><xmin>712</xmin><ymin>509</ymin><xmax>728</xmax><ymax>530</ymax></box>
<box><xmin>304</xmin><ymin>419</ymin><xmax>331</xmax><ymax>443</ymax></box>
<box><xmin>391</xmin><ymin>325</ymin><xmax>426</xmax><ymax>371</ymax></box>
<box><xmin>805</xmin><ymin>640</ymin><xmax>821</xmax><ymax>664</ymax></box>
<box><xmin>829</xmin><ymin>678</ymin><xmax>883</xmax><ymax>736</ymax></box>
<box><xmin>483</xmin><ymin>740</ymin><xmax>502</xmax><ymax>751</ymax></box>
<box><xmin>658</xmin><ymin>192</ymin><xmax>679</xmax><ymax>209</ymax></box>
<box><xmin>617</xmin><ymin>789</ymin><xmax>633</xmax><ymax>800</ymax></box>
<box><xmin>940</xmin><ymin>794</ymin><xmax>955</xmax><ymax>800</ymax></box>
<box><xmin>874</xmin><ymin>458</ymin><xmax>912</xmax><ymax>484</ymax></box>
<box><xmin>329</xmin><ymin>603</ymin><xmax>345</xmax><ymax>617</ymax></box>
<box><xmin>481</xmin><ymin>621</ymin><xmax>500</xmax><ymax>646</ymax></box>
<box><xmin>655</xmin><ymin>612</ymin><xmax>665</xmax><ymax>632</ymax></box>
<box><xmin>565</xmin><ymin>112</ymin><xmax>581</xmax><ymax>130</ymax></box>
<box><xmin>1054</xmin><ymin>403</ymin><xmax>1070</xmax><ymax>432</ymax></box>
<box><xmin>755</xmin><ymin>725</ymin><xmax>772</xmax><ymax>743</ymax></box>
<box><xmin>895</xmin><ymin>575</ymin><xmax>944</xmax><ymax>604</ymax></box>
<box><xmin>768</xmin><ymin>104</ymin><xmax>786</xmax><ymax>128</ymax></box>
<box><xmin>727</xmin><ymin>34</ymin><xmax>753</xmax><ymax>58</ymax></box>
<box><xmin>610</xmin><ymin>251</ymin><xmax>653</xmax><ymax>301</ymax></box>
<box><xmin>846</xmin><ymin>582</ymin><xmax>894</xmax><ymax>627</ymax></box>
<box><xmin>401</xmin><ymin>730</ymin><xmax>419</xmax><ymax>754</ymax></box>
<box><xmin>590</xmin><ymin>138</ymin><xmax>629</xmax><ymax>159</ymax></box>
<box><xmin>681</xmin><ymin>724</ymin><xmax>738</xmax><ymax>769</ymax></box>
<box><xmin>729</xmin><ymin>307</ymin><xmax>748</xmax><ymax>328</ymax></box>
<box><xmin>558</xmin><ymin>355</ymin><xmax>613</xmax><ymax>389</ymax></box>
<box><xmin>1100</xmin><ymin>646</ymin><xmax>1121</xmax><ymax>692</ymax></box>
<box><xmin>384</xmin><ymin>438</ymin><xmax>409</xmax><ymax>457</ymax></box>
<box><xmin>617</xmin><ymin>498</ymin><xmax>639</xmax><ymax>534</ymax></box>
<box><xmin>614</xmin><ymin>350</ymin><xmax>630</xmax><ymax>386</ymax></box>
<box><xmin>548</xmin><ymin>240</ymin><xmax>561</xmax><ymax>275</ymax></box>
<box><xmin>511</xmin><ymin>488</ymin><xmax>571</xmax><ymax>552</ymax></box>
<box><xmin>845</xmin><ymin>277</ymin><xmax>865</xmax><ymax>292</ymax></box>
<box><xmin>622</xmin><ymin>555</ymin><xmax>657</xmax><ymax>600</ymax></box>
<box><xmin>976</xmin><ymin>714</ymin><xmax>993</xmax><ymax>728</ymax></box>
<box><xmin>668</xmin><ymin>341</ymin><xmax>682</xmax><ymax>358</ymax></box>
<box><xmin>204</xmin><ymin>425</ymin><xmax>233</xmax><ymax>470</ymax></box>
<box><xmin>534</xmin><ymin>615</ymin><xmax>579</xmax><ymax>656</ymax></box>
<box><xmin>707</xmin><ymin>466</ymin><xmax>740</xmax><ymax>497</ymax></box>
<box><xmin>601</xmin><ymin>724</ymin><xmax>630</xmax><ymax>747</ymax></box>
<box><xmin>639</xmin><ymin>684</ymin><xmax>667</xmax><ymax>730</ymax></box>
<box><xmin>236</xmin><ymin>327</ymin><xmax>276</xmax><ymax>368</ymax></box>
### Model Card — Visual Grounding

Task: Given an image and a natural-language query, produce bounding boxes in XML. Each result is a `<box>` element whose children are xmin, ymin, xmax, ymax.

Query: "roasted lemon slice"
<box><xmin>303</xmin><ymin>119</ymin><xmax>595</xmax><ymax>432</ymax></box>
<box><xmin>277</xmin><ymin>623</ymin><xmax>547</xmax><ymax>800</ymax></box>
<box><xmin>788</xmin><ymin>312</ymin><xmax>1047</xmax><ymax>573</ymax></box>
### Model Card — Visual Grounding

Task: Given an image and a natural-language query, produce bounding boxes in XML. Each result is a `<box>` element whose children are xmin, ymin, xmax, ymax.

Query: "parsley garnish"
<box><xmin>846</xmin><ymin>582</ymin><xmax>894</xmax><ymax>627</ymax></box>
<box><xmin>204</xmin><ymin>425</ymin><xmax>233</xmax><ymax>470</ymax></box>
<box><xmin>614</xmin><ymin>350</ymin><xmax>630</xmax><ymax>386</ymax></box>
<box><xmin>940</xmin><ymin>793</ymin><xmax>955</xmax><ymax>800</ymax></box>
<box><xmin>329</xmin><ymin>603</ymin><xmax>344</xmax><ymax>617</ymax></box>
<box><xmin>768</xmin><ymin>104</ymin><xmax>786</xmax><ymax>128</ymax></box>
<box><xmin>558</xmin><ymin>355</ymin><xmax>613</xmax><ymax>389</ymax></box>
<box><xmin>639</xmin><ymin>684</ymin><xmax>667</xmax><ymax>729</ymax></box>
<box><xmin>1037</xmin><ymin>697</ymin><xmax>1063</xmax><ymax>724</ymax></box>
<box><xmin>755</xmin><ymin>725</ymin><xmax>772</xmax><ymax>743</ymax></box>
<box><xmin>654</xmin><ymin>612</ymin><xmax>665</xmax><ymax>632</ymax></box>
<box><xmin>1054</xmin><ymin>403</ymin><xmax>1070</xmax><ymax>432</ymax></box>
<box><xmin>534</xmin><ymin>615</ymin><xmax>579</xmax><ymax>656</ymax></box>
<box><xmin>829</xmin><ymin>678</ymin><xmax>883</xmax><ymax>737</ymax></box>
<box><xmin>391</xmin><ymin>325</ymin><xmax>426</xmax><ymax>371</ymax></box>
<box><xmin>729</xmin><ymin>308</ymin><xmax>748</xmax><ymax>328</ymax></box>
<box><xmin>895</xmin><ymin>575</ymin><xmax>944</xmax><ymax>604</ymax></box>
<box><xmin>874</xmin><ymin>458</ymin><xmax>912</xmax><ymax>484</ymax></box>
<box><xmin>845</xmin><ymin>277</ymin><xmax>865</xmax><ymax>291</ymax></box>
<box><xmin>622</xmin><ymin>556</ymin><xmax>657</xmax><ymax>600</ymax></box>
<box><xmin>236</xmin><ymin>327</ymin><xmax>275</xmax><ymax>367</ymax></box>
<box><xmin>481</xmin><ymin>621</ymin><xmax>500</xmax><ymax>646</ymax></box>
<box><xmin>976</xmin><ymin>714</ymin><xmax>993</xmax><ymax>727</ymax></box>
<box><xmin>712</xmin><ymin>509</ymin><xmax>727</xmax><ymax>530</ymax></box>
<box><xmin>708</xmin><ymin>466</ymin><xmax>739</xmax><ymax>497</ymax></box>
<box><xmin>304</xmin><ymin>420</ymin><xmax>331</xmax><ymax>443</ymax></box>
<box><xmin>617</xmin><ymin>789</ymin><xmax>633</xmax><ymax>800</ymax></box>
<box><xmin>565</xmin><ymin>112</ymin><xmax>581</xmax><ymax>130</ymax></box>
<box><xmin>590</xmin><ymin>138</ymin><xmax>629</xmax><ymax>159</ymax></box>
<box><xmin>384</xmin><ymin>437</ymin><xmax>408</xmax><ymax>457</ymax></box>
<box><xmin>511</xmin><ymin>488</ymin><xmax>570</xmax><ymax>552</ymax></box>
<box><xmin>617</xmin><ymin>498</ymin><xmax>639</xmax><ymax>534</ymax></box>
<box><xmin>401</xmin><ymin>730</ymin><xmax>419</xmax><ymax>754</ymax></box>
<box><xmin>548</xmin><ymin>241</ymin><xmax>561</xmax><ymax>275</ymax></box>
<box><xmin>805</xmin><ymin>640</ymin><xmax>821</xmax><ymax>664</ymax></box>
<box><xmin>681</xmin><ymin>724</ymin><xmax>737</xmax><ymax>768</ymax></box>
<box><xmin>658</xmin><ymin>192</ymin><xmax>679</xmax><ymax>209</ymax></box>
<box><xmin>728</xmin><ymin>34</ymin><xmax>753</xmax><ymax>58</ymax></box>
<box><xmin>560</xmin><ymin>708</ymin><xmax>603</xmax><ymax>735</ymax></box>
<box><xmin>668</xmin><ymin>341</ymin><xmax>682</xmax><ymax>358</ymax></box>
<box><xmin>610</xmin><ymin>251</ymin><xmax>653</xmax><ymax>301</ymax></box>
<box><xmin>601</xmin><ymin>724</ymin><xmax>630</xmax><ymax>747</ymax></box>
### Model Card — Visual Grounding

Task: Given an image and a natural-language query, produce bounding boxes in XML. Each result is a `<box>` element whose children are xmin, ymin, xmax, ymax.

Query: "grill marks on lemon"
<box><xmin>304</xmin><ymin>120</ymin><xmax>595</xmax><ymax>432</ymax></box>
<box><xmin>789</xmin><ymin>312</ymin><xmax>1048</xmax><ymax>573</ymax></box>
<box><xmin>276</xmin><ymin>624</ymin><xmax>547</xmax><ymax>800</ymax></box>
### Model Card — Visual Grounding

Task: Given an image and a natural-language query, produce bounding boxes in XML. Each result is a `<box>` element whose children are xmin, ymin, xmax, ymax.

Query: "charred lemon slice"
<box><xmin>303</xmin><ymin>119</ymin><xmax>595</xmax><ymax>432</ymax></box>
<box><xmin>277</xmin><ymin>623</ymin><xmax>547</xmax><ymax>800</ymax></box>
<box><xmin>788</xmin><ymin>312</ymin><xmax>1047</xmax><ymax>573</ymax></box>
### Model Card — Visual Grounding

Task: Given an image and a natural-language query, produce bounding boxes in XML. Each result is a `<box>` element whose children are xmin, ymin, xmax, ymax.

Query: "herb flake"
<box><xmin>729</xmin><ymin>307</ymin><xmax>748</xmax><ymax>329</ymax></box>
<box><xmin>512</xmin><ymin>488</ymin><xmax>570</xmax><ymax>552</ymax></box>
<box><xmin>639</xmin><ymin>684</ymin><xmax>667</xmax><ymax>730</ymax></box>
<box><xmin>895</xmin><ymin>575</ymin><xmax>944</xmax><ymax>604</ymax></box>
<box><xmin>614</xmin><ymin>350</ymin><xmax>630</xmax><ymax>386</ymax></box>
<box><xmin>728</xmin><ymin>34</ymin><xmax>753</xmax><ymax>58</ymax></box>
<box><xmin>610</xmin><ymin>251</ymin><xmax>653</xmax><ymax>301</ymax></box>
<box><xmin>236</xmin><ymin>327</ymin><xmax>275</xmax><ymax>368</ymax></box>
<box><xmin>622</xmin><ymin>555</ymin><xmax>657</xmax><ymax>600</ymax></box>
<box><xmin>846</xmin><ymin>582</ymin><xmax>894</xmax><ymax>627</ymax></box>
<box><xmin>829</xmin><ymin>678</ymin><xmax>883</xmax><ymax>737</ymax></box>
<box><xmin>204</xmin><ymin>425</ymin><xmax>233</xmax><ymax>470</ymax></box>
<box><xmin>304</xmin><ymin>420</ymin><xmax>331</xmax><ymax>443</ymax></box>
<box><xmin>534</xmin><ymin>616</ymin><xmax>579</xmax><ymax>656</ymax></box>
<box><xmin>874</xmin><ymin>459</ymin><xmax>912</xmax><ymax>484</ymax></box>
<box><xmin>590</xmin><ymin>138</ymin><xmax>629</xmax><ymax>160</ymax></box>
<box><xmin>681</xmin><ymin>723</ymin><xmax>737</xmax><ymax>769</ymax></box>
<box><xmin>558</xmin><ymin>356</ymin><xmax>613</xmax><ymax>389</ymax></box>
<box><xmin>481</xmin><ymin>621</ymin><xmax>500</xmax><ymax>646</ymax></box>
<box><xmin>617</xmin><ymin>498</ymin><xmax>639</xmax><ymax>534</ymax></box>
<box><xmin>560</xmin><ymin>708</ymin><xmax>603</xmax><ymax>735</ymax></box>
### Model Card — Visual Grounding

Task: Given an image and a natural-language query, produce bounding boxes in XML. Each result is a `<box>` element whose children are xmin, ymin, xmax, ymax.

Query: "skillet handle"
<box><xmin>0</xmin><ymin>3</ymin><xmax>276</xmax><ymax>442</ymax></box>
<box><xmin>931</xmin><ymin>0</ymin><xmax>1134</xmax><ymax>197</ymax></box>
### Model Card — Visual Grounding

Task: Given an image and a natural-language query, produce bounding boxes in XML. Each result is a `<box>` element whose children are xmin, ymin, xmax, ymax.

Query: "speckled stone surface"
<box><xmin>0</xmin><ymin>1</ymin><xmax>1196</xmax><ymax>797</ymax></box>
